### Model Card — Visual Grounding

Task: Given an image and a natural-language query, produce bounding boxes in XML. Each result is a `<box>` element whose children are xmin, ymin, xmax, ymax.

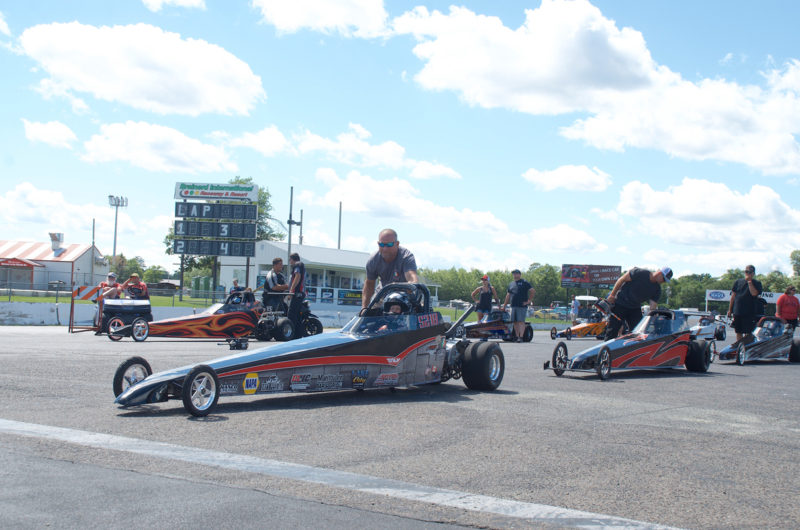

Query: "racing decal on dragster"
<box><xmin>417</xmin><ymin>313</ymin><xmax>440</xmax><ymax>328</ymax></box>
<box><xmin>218</xmin><ymin>336</ymin><xmax>440</xmax><ymax>379</ymax></box>
<box><xmin>614</xmin><ymin>333</ymin><xmax>689</xmax><ymax>368</ymax></box>
<box><xmin>147</xmin><ymin>311</ymin><xmax>259</xmax><ymax>338</ymax></box>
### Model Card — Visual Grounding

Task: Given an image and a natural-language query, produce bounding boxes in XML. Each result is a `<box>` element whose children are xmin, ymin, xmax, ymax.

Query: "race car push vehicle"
<box><xmin>454</xmin><ymin>308</ymin><xmax>533</xmax><ymax>342</ymax></box>
<box><xmin>717</xmin><ymin>317</ymin><xmax>800</xmax><ymax>365</ymax></box>
<box><xmin>543</xmin><ymin>309</ymin><xmax>712</xmax><ymax>380</ymax></box>
<box><xmin>106</xmin><ymin>291</ymin><xmax>261</xmax><ymax>344</ymax></box>
<box><xmin>549</xmin><ymin>311</ymin><xmax>607</xmax><ymax>340</ymax></box>
<box><xmin>114</xmin><ymin>283</ymin><xmax>505</xmax><ymax>416</ymax></box>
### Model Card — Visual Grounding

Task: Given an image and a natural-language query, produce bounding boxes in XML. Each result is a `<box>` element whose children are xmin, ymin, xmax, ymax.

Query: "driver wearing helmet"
<box><xmin>376</xmin><ymin>292</ymin><xmax>410</xmax><ymax>332</ymax></box>
<box><xmin>384</xmin><ymin>292</ymin><xmax>410</xmax><ymax>315</ymax></box>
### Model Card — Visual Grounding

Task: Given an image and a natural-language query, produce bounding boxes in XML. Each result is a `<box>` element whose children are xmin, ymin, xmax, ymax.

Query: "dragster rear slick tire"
<box><xmin>461</xmin><ymin>341</ymin><xmax>504</xmax><ymax>391</ymax></box>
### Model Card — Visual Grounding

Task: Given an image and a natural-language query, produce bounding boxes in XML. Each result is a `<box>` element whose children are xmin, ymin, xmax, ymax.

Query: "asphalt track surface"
<box><xmin>0</xmin><ymin>326</ymin><xmax>798</xmax><ymax>529</ymax></box>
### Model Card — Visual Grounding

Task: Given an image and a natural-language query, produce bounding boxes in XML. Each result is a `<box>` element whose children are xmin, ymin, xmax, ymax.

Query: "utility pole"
<box><xmin>338</xmin><ymin>201</ymin><xmax>342</xmax><ymax>249</ymax></box>
<box><xmin>108</xmin><ymin>195</ymin><xmax>128</xmax><ymax>267</ymax></box>
<box><xmin>299</xmin><ymin>209</ymin><xmax>304</xmax><ymax>245</ymax></box>
<box><xmin>287</xmin><ymin>186</ymin><xmax>301</xmax><ymax>264</ymax></box>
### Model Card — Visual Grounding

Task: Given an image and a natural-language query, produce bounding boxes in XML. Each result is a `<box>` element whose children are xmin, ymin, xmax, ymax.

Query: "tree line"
<box><xmin>420</xmin><ymin>253</ymin><xmax>800</xmax><ymax>314</ymax></box>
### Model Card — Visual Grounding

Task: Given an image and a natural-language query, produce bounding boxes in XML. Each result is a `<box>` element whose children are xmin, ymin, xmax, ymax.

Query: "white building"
<box><xmin>0</xmin><ymin>235</ymin><xmax>107</xmax><ymax>290</ymax></box>
<box><xmin>219</xmin><ymin>241</ymin><xmax>370</xmax><ymax>326</ymax></box>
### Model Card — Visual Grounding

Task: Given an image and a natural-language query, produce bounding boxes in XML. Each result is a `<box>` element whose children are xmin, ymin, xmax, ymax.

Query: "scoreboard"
<box><xmin>174</xmin><ymin>220</ymin><xmax>256</xmax><ymax>239</ymax></box>
<box><xmin>174</xmin><ymin>202</ymin><xmax>258</xmax><ymax>220</ymax></box>
<box><xmin>174</xmin><ymin>197</ymin><xmax>258</xmax><ymax>257</ymax></box>
<box><xmin>173</xmin><ymin>239</ymin><xmax>256</xmax><ymax>257</ymax></box>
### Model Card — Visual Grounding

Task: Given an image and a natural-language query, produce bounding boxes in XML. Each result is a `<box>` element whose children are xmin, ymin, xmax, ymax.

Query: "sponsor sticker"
<box><xmin>417</xmin><ymin>313</ymin><xmax>440</xmax><ymax>328</ymax></box>
<box><xmin>351</xmin><ymin>369</ymin><xmax>368</xmax><ymax>390</ymax></box>
<box><xmin>220</xmin><ymin>383</ymin><xmax>239</xmax><ymax>395</ymax></box>
<box><xmin>314</xmin><ymin>374</ymin><xmax>343</xmax><ymax>391</ymax></box>
<box><xmin>290</xmin><ymin>373</ymin><xmax>312</xmax><ymax>390</ymax></box>
<box><xmin>375</xmin><ymin>373</ymin><xmax>399</xmax><ymax>387</ymax></box>
<box><xmin>243</xmin><ymin>373</ymin><xmax>259</xmax><ymax>395</ymax></box>
<box><xmin>259</xmin><ymin>375</ymin><xmax>284</xmax><ymax>393</ymax></box>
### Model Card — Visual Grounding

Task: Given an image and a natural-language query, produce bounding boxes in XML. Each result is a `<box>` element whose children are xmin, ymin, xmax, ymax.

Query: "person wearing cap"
<box><xmin>501</xmin><ymin>269</ymin><xmax>535</xmax><ymax>342</ymax></box>
<box><xmin>95</xmin><ymin>272</ymin><xmax>122</xmax><ymax>332</ymax></box>
<box><xmin>727</xmin><ymin>265</ymin><xmax>763</xmax><ymax>343</ymax></box>
<box><xmin>121</xmin><ymin>273</ymin><xmax>149</xmax><ymax>300</ymax></box>
<box><xmin>98</xmin><ymin>272</ymin><xmax>122</xmax><ymax>300</ymax></box>
<box><xmin>605</xmin><ymin>266</ymin><xmax>672</xmax><ymax>340</ymax></box>
<box><xmin>471</xmin><ymin>274</ymin><xmax>500</xmax><ymax>321</ymax></box>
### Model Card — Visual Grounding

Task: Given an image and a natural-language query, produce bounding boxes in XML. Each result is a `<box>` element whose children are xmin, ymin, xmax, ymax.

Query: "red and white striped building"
<box><xmin>0</xmin><ymin>237</ymin><xmax>107</xmax><ymax>290</ymax></box>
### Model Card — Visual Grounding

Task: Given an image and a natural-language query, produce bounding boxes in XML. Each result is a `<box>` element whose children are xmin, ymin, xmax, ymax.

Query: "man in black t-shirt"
<box><xmin>287</xmin><ymin>253</ymin><xmax>306</xmax><ymax>337</ymax></box>
<box><xmin>605</xmin><ymin>266</ymin><xmax>672</xmax><ymax>339</ymax></box>
<box><xmin>262</xmin><ymin>257</ymin><xmax>288</xmax><ymax>311</ymax></box>
<box><xmin>727</xmin><ymin>264</ymin><xmax>763</xmax><ymax>343</ymax></box>
<box><xmin>501</xmin><ymin>269</ymin><xmax>535</xmax><ymax>342</ymax></box>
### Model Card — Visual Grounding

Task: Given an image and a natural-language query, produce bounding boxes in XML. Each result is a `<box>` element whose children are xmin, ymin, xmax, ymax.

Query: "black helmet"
<box><xmin>383</xmin><ymin>292</ymin><xmax>410</xmax><ymax>314</ymax></box>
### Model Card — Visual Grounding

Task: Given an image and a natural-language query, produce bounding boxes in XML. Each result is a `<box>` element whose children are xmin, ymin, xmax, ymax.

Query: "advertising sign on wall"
<box><xmin>338</xmin><ymin>289</ymin><xmax>362</xmax><ymax>306</ymax></box>
<box><xmin>561</xmin><ymin>264</ymin><xmax>621</xmax><ymax>288</ymax></box>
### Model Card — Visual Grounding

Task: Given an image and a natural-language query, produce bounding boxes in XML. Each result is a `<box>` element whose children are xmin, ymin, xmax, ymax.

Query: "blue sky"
<box><xmin>1</xmin><ymin>0</ymin><xmax>799</xmax><ymax>277</ymax></box>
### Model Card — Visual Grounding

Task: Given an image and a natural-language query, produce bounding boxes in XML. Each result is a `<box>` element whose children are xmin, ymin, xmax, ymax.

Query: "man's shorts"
<box><xmin>733</xmin><ymin>315</ymin><xmax>757</xmax><ymax>334</ymax></box>
<box><xmin>510</xmin><ymin>306</ymin><xmax>527</xmax><ymax>322</ymax></box>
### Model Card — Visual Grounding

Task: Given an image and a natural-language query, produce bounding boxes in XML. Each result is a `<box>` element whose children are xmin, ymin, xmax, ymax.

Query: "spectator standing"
<box><xmin>727</xmin><ymin>265</ymin><xmax>763</xmax><ymax>343</ymax></box>
<box><xmin>287</xmin><ymin>253</ymin><xmax>306</xmax><ymax>336</ymax></box>
<box><xmin>263</xmin><ymin>257</ymin><xmax>288</xmax><ymax>311</ymax></box>
<box><xmin>471</xmin><ymin>275</ymin><xmax>500</xmax><ymax>321</ymax></box>
<box><xmin>501</xmin><ymin>269</ymin><xmax>534</xmax><ymax>343</ymax></box>
<box><xmin>776</xmin><ymin>285</ymin><xmax>799</xmax><ymax>329</ymax></box>
<box><xmin>570</xmin><ymin>295</ymin><xmax>580</xmax><ymax>322</ymax></box>
<box><xmin>605</xmin><ymin>266</ymin><xmax>672</xmax><ymax>339</ymax></box>
<box><xmin>361</xmin><ymin>228</ymin><xmax>418</xmax><ymax>313</ymax></box>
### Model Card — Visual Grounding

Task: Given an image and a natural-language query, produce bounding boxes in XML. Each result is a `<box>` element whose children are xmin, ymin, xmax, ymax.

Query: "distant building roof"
<box><xmin>0</xmin><ymin>240</ymin><xmax>97</xmax><ymax>263</ymax></box>
<box><xmin>255</xmin><ymin>241</ymin><xmax>370</xmax><ymax>270</ymax></box>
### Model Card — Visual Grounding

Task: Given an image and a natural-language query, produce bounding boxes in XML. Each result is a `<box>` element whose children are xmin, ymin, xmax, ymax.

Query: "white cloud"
<box><xmin>0</xmin><ymin>11</ymin><xmax>11</xmax><ymax>37</ymax></box>
<box><xmin>616</xmin><ymin>178</ymin><xmax>800</xmax><ymax>257</ymax></box>
<box><xmin>518</xmin><ymin>224</ymin><xmax>607</xmax><ymax>253</ymax></box>
<box><xmin>391</xmin><ymin>1</ymin><xmax>800</xmax><ymax>175</ymax></box>
<box><xmin>0</xmin><ymin>183</ymin><xmax>175</xmax><ymax>270</ymax></box>
<box><xmin>411</xmin><ymin>240</ymin><xmax>532</xmax><ymax>272</ymax></box>
<box><xmin>295</xmin><ymin>123</ymin><xmax>460</xmax><ymax>178</ymax></box>
<box><xmin>522</xmin><ymin>165</ymin><xmax>611</xmax><ymax>191</ymax></box>
<box><xmin>251</xmin><ymin>0</ymin><xmax>389</xmax><ymax>38</ymax></box>
<box><xmin>296</xmin><ymin>125</ymin><xmax>406</xmax><ymax>168</ymax></box>
<box><xmin>142</xmin><ymin>0</ymin><xmax>205</xmax><ymax>12</ymax></box>
<box><xmin>34</xmin><ymin>78</ymin><xmax>90</xmax><ymax>114</ymax></box>
<box><xmin>19</xmin><ymin>22</ymin><xmax>264</xmax><ymax>116</ymax></box>
<box><xmin>229</xmin><ymin>125</ymin><xmax>292</xmax><ymax>156</ymax></box>
<box><xmin>21</xmin><ymin>119</ymin><xmax>77</xmax><ymax>149</ymax></box>
<box><xmin>82</xmin><ymin>121</ymin><xmax>237</xmax><ymax>173</ymax></box>
<box><xmin>303</xmin><ymin>168</ymin><xmax>505</xmax><ymax>237</ymax></box>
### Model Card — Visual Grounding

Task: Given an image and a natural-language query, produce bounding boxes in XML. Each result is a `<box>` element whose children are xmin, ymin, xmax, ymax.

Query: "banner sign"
<box><xmin>174</xmin><ymin>220</ymin><xmax>256</xmax><ymax>239</ymax></box>
<box><xmin>173</xmin><ymin>239</ymin><xmax>255</xmax><ymax>257</ymax></box>
<box><xmin>174</xmin><ymin>202</ymin><xmax>258</xmax><ymax>220</ymax></box>
<box><xmin>174</xmin><ymin>182</ymin><xmax>259</xmax><ymax>202</ymax></box>
<box><xmin>337</xmin><ymin>289</ymin><xmax>362</xmax><ymax>306</ymax></box>
<box><xmin>561</xmin><ymin>264</ymin><xmax>621</xmax><ymax>288</ymax></box>
<box><xmin>705</xmin><ymin>290</ymin><xmax>796</xmax><ymax>305</ymax></box>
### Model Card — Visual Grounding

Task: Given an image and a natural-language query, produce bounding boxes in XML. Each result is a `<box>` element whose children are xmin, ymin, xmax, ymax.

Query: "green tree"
<box><xmin>142</xmin><ymin>265</ymin><xmax>168</xmax><ymax>284</ymax></box>
<box><xmin>106</xmin><ymin>254</ymin><xmax>145</xmax><ymax>280</ymax></box>
<box><xmin>790</xmin><ymin>250</ymin><xmax>800</xmax><ymax>277</ymax></box>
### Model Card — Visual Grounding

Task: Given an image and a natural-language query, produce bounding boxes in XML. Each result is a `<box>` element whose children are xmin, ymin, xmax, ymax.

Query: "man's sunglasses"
<box><xmin>378</xmin><ymin>241</ymin><xmax>396</xmax><ymax>248</ymax></box>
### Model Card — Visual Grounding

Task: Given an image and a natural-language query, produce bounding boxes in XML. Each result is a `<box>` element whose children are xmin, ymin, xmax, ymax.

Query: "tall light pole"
<box><xmin>108</xmin><ymin>195</ymin><xmax>128</xmax><ymax>266</ymax></box>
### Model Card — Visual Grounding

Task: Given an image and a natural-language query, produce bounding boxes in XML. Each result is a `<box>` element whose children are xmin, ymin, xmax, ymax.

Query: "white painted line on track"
<box><xmin>0</xmin><ymin>418</ymin><xmax>676</xmax><ymax>529</ymax></box>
